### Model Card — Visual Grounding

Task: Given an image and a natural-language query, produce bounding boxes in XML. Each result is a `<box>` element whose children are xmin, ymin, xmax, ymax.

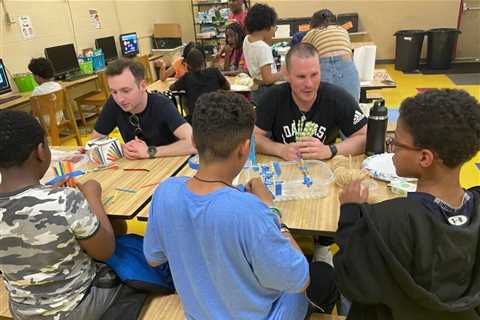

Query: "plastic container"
<box><xmin>79</xmin><ymin>60</ymin><xmax>94</xmax><ymax>74</ymax></box>
<box><xmin>92</xmin><ymin>50</ymin><xmax>106</xmax><ymax>71</ymax></box>
<box><xmin>13</xmin><ymin>73</ymin><xmax>37</xmax><ymax>92</ymax></box>
<box><xmin>393</xmin><ymin>30</ymin><xmax>425</xmax><ymax>72</ymax></box>
<box><xmin>238</xmin><ymin>160</ymin><xmax>334</xmax><ymax>202</ymax></box>
<box><xmin>426</xmin><ymin>28</ymin><xmax>461</xmax><ymax>69</ymax></box>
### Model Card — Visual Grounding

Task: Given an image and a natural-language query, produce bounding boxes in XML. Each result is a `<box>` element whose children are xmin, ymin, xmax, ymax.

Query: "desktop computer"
<box><xmin>44</xmin><ymin>43</ymin><xmax>85</xmax><ymax>80</ymax></box>
<box><xmin>0</xmin><ymin>58</ymin><xmax>21</xmax><ymax>105</ymax></box>
<box><xmin>120</xmin><ymin>32</ymin><xmax>139</xmax><ymax>58</ymax></box>
<box><xmin>95</xmin><ymin>36</ymin><xmax>119</xmax><ymax>63</ymax></box>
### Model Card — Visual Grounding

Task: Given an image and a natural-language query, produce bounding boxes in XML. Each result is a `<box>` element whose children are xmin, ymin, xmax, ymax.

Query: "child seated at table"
<box><xmin>144</xmin><ymin>91</ymin><xmax>338</xmax><ymax>319</ymax></box>
<box><xmin>0</xmin><ymin>110</ymin><xmax>123</xmax><ymax>320</ymax></box>
<box><xmin>170</xmin><ymin>45</ymin><xmax>230</xmax><ymax>123</ymax></box>
<box><xmin>156</xmin><ymin>42</ymin><xmax>194</xmax><ymax>81</ymax></box>
<box><xmin>334</xmin><ymin>89</ymin><xmax>480</xmax><ymax>319</ymax></box>
<box><xmin>216</xmin><ymin>22</ymin><xmax>247</xmax><ymax>75</ymax></box>
<box><xmin>28</xmin><ymin>57</ymin><xmax>64</xmax><ymax>126</ymax></box>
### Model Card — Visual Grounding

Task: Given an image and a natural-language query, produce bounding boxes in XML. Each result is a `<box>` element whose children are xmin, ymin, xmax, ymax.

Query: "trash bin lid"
<box><xmin>394</xmin><ymin>29</ymin><xmax>425</xmax><ymax>36</ymax></box>
<box><xmin>427</xmin><ymin>28</ymin><xmax>461</xmax><ymax>34</ymax></box>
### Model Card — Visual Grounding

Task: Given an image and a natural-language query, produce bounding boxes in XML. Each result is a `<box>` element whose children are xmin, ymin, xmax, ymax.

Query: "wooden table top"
<box><xmin>147</xmin><ymin>75</ymin><xmax>252</xmax><ymax>94</ymax></box>
<box><xmin>0</xmin><ymin>74</ymin><xmax>99</xmax><ymax>110</ymax></box>
<box><xmin>138</xmin><ymin>154</ymin><xmax>397</xmax><ymax>234</ymax></box>
<box><xmin>46</xmin><ymin>148</ymin><xmax>189</xmax><ymax>219</ymax></box>
<box><xmin>361</xmin><ymin>69</ymin><xmax>396</xmax><ymax>90</ymax></box>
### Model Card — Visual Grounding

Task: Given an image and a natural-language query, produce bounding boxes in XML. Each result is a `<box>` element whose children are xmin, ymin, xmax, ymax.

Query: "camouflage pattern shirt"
<box><xmin>0</xmin><ymin>185</ymin><xmax>100</xmax><ymax>319</ymax></box>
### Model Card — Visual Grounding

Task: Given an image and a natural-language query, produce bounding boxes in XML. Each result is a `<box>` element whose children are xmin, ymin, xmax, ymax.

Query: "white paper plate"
<box><xmin>230</xmin><ymin>84</ymin><xmax>251</xmax><ymax>92</ymax></box>
<box><xmin>362</xmin><ymin>153</ymin><xmax>416</xmax><ymax>182</ymax></box>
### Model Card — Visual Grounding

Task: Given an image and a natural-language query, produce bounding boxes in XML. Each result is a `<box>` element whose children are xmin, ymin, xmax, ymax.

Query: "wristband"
<box><xmin>328</xmin><ymin>144</ymin><xmax>338</xmax><ymax>159</ymax></box>
<box><xmin>270</xmin><ymin>207</ymin><xmax>282</xmax><ymax>218</ymax></box>
<box><xmin>280</xmin><ymin>223</ymin><xmax>290</xmax><ymax>233</ymax></box>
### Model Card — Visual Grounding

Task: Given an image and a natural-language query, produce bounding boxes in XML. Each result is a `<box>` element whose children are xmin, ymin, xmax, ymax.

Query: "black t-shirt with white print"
<box><xmin>255</xmin><ymin>82</ymin><xmax>367</xmax><ymax>145</ymax></box>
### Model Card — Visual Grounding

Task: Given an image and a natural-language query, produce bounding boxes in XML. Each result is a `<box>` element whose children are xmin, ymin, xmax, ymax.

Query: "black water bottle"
<box><xmin>365</xmin><ymin>99</ymin><xmax>388</xmax><ymax>156</ymax></box>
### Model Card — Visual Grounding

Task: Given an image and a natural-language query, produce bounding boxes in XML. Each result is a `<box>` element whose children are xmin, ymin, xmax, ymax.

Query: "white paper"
<box><xmin>18</xmin><ymin>16</ymin><xmax>34</xmax><ymax>39</ymax></box>
<box><xmin>89</xmin><ymin>9</ymin><xmax>101</xmax><ymax>29</ymax></box>
<box><xmin>353</xmin><ymin>45</ymin><xmax>376</xmax><ymax>81</ymax></box>
<box><xmin>275</xmin><ymin>24</ymin><xmax>290</xmax><ymax>38</ymax></box>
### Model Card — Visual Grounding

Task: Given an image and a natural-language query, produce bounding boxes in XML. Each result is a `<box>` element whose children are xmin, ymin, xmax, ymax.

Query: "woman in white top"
<box><xmin>243</xmin><ymin>3</ymin><xmax>285</xmax><ymax>105</ymax></box>
<box><xmin>28</xmin><ymin>57</ymin><xmax>64</xmax><ymax>125</ymax></box>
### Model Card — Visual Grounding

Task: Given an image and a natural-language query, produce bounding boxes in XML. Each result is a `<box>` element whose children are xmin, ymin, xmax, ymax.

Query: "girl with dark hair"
<box><xmin>243</xmin><ymin>3</ymin><xmax>285</xmax><ymax>105</ymax></box>
<box><xmin>217</xmin><ymin>22</ymin><xmax>247</xmax><ymax>75</ymax></box>
<box><xmin>302</xmin><ymin>9</ymin><xmax>361</xmax><ymax>101</ymax></box>
<box><xmin>156</xmin><ymin>42</ymin><xmax>195</xmax><ymax>81</ymax></box>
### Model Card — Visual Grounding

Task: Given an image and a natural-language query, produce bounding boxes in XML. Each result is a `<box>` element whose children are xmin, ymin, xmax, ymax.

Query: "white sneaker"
<box><xmin>313</xmin><ymin>245</ymin><xmax>333</xmax><ymax>267</ymax></box>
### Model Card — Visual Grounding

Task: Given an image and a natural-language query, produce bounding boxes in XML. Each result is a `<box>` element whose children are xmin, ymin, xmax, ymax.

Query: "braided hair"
<box><xmin>0</xmin><ymin>110</ymin><xmax>45</xmax><ymax>168</ymax></box>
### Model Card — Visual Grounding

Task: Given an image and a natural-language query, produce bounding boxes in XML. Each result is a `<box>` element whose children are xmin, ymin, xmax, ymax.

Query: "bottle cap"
<box><xmin>369</xmin><ymin>99</ymin><xmax>388</xmax><ymax>117</ymax></box>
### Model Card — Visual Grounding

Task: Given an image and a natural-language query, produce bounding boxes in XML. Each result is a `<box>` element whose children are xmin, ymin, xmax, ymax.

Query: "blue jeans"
<box><xmin>320</xmin><ymin>56</ymin><xmax>360</xmax><ymax>102</ymax></box>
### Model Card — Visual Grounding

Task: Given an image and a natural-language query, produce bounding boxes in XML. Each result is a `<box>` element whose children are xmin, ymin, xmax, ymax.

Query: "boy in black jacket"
<box><xmin>334</xmin><ymin>89</ymin><xmax>480</xmax><ymax>320</ymax></box>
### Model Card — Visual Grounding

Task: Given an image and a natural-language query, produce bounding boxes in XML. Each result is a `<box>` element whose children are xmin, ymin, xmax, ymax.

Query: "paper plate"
<box><xmin>362</xmin><ymin>153</ymin><xmax>416</xmax><ymax>182</ymax></box>
<box><xmin>230</xmin><ymin>84</ymin><xmax>251</xmax><ymax>92</ymax></box>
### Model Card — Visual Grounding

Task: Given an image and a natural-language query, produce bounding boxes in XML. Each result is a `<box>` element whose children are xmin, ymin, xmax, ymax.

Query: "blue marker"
<box><xmin>273</xmin><ymin>162</ymin><xmax>282</xmax><ymax>177</ymax></box>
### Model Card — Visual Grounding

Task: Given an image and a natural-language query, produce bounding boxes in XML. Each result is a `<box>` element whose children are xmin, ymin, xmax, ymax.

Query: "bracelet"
<box><xmin>280</xmin><ymin>223</ymin><xmax>290</xmax><ymax>233</ymax></box>
<box><xmin>270</xmin><ymin>207</ymin><xmax>282</xmax><ymax>218</ymax></box>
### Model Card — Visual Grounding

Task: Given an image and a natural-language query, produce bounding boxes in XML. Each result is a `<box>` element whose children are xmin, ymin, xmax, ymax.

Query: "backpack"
<box><xmin>105</xmin><ymin>234</ymin><xmax>175</xmax><ymax>294</ymax></box>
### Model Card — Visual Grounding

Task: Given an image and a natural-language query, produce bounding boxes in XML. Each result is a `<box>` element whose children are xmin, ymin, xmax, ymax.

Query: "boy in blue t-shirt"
<box><xmin>144</xmin><ymin>91</ymin><xmax>338</xmax><ymax>319</ymax></box>
<box><xmin>335</xmin><ymin>89</ymin><xmax>480</xmax><ymax>320</ymax></box>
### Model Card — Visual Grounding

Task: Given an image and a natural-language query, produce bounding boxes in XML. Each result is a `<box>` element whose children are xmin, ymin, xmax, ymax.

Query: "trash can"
<box><xmin>394</xmin><ymin>30</ymin><xmax>425</xmax><ymax>72</ymax></box>
<box><xmin>426</xmin><ymin>28</ymin><xmax>461</xmax><ymax>69</ymax></box>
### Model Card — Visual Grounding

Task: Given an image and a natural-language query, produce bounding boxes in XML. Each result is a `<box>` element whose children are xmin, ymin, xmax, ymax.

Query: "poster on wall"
<box><xmin>18</xmin><ymin>16</ymin><xmax>34</xmax><ymax>39</ymax></box>
<box><xmin>89</xmin><ymin>9</ymin><xmax>102</xmax><ymax>29</ymax></box>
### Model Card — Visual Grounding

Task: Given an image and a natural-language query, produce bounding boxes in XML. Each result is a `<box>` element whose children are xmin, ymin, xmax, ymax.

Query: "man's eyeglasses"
<box><xmin>128</xmin><ymin>114</ymin><xmax>146</xmax><ymax>141</ymax></box>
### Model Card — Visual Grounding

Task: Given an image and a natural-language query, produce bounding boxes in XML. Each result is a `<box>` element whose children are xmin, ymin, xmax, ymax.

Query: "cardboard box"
<box><xmin>153</xmin><ymin>24</ymin><xmax>182</xmax><ymax>38</ymax></box>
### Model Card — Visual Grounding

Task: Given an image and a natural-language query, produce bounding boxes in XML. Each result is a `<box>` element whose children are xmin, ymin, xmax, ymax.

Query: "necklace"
<box><xmin>192</xmin><ymin>175</ymin><xmax>237</xmax><ymax>190</ymax></box>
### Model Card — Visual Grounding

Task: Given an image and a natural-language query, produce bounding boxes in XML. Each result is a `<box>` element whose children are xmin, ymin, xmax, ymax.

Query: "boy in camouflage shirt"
<box><xmin>0</xmin><ymin>110</ymin><xmax>118</xmax><ymax>319</ymax></box>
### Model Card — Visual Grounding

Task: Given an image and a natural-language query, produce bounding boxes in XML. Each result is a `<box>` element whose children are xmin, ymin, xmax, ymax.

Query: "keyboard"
<box><xmin>0</xmin><ymin>94</ymin><xmax>22</xmax><ymax>105</ymax></box>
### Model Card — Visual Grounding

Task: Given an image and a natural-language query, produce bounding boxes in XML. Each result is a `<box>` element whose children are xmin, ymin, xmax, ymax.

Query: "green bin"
<box><xmin>80</xmin><ymin>60</ymin><xmax>94</xmax><ymax>74</ymax></box>
<box><xmin>13</xmin><ymin>73</ymin><xmax>37</xmax><ymax>92</ymax></box>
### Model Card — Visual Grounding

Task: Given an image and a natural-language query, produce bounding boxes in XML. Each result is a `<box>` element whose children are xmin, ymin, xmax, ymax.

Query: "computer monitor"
<box><xmin>120</xmin><ymin>32</ymin><xmax>139</xmax><ymax>57</ymax></box>
<box><xmin>0</xmin><ymin>58</ymin><xmax>12</xmax><ymax>95</ymax></box>
<box><xmin>44</xmin><ymin>43</ymin><xmax>80</xmax><ymax>78</ymax></box>
<box><xmin>95</xmin><ymin>36</ymin><xmax>119</xmax><ymax>62</ymax></box>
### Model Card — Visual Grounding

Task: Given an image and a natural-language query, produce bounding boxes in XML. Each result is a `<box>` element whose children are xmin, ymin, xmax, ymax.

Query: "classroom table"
<box><xmin>137</xmin><ymin>154</ymin><xmax>397</xmax><ymax>235</ymax></box>
<box><xmin>49</xmin><ymin>148</ymin><xmax>189</xmax><ymax>219</ymax></box>
<box><xmin>147</xmin><ymin>76</ymin><xmax>252</xmax><ymax>93</ymax></box>
<box><xmin>360</xmin><ymin>69</ymin><xmax>396</xmax><ymax>102</ymax></box>
<box><xmin>0</xmin><ymin>74</ymin><xmax>100</xmax><ymax>112</ymax></box>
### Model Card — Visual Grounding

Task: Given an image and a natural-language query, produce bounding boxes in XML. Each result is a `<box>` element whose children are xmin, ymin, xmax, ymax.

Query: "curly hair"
<box><xmin>28</xmin><ymin>57</ymin><xmax>55</xmax><ymax>80</ymax></box>
<box><xmin>245</xmin><ymin>3</ymin><xmax>277</xmax><ymax>34</ymax></box>
<box><xmin>192</xmin><ymin>91</ymin><xmax>255</xmax><ymax>162</ymax></box>
<box><xmin>399</xmin><ymin>89</ymin><xmax>480</xmax><ymax>168</ymax></box>
<box><xmin>0</xmin><ymin>110</ymin><xmax>45</xmax><ymax>169</ymax></box>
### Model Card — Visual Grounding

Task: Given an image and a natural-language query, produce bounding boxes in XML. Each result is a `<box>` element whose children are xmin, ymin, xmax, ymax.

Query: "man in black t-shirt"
<box><xmin>92</xmin><ymin>58</ymin><xmax>195</xmax><ymax>160</ymax></box>
<box><xmin>254</xmin><ymin>43</ymin><xmax>367</xmax><ymax>161</ymax></box>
